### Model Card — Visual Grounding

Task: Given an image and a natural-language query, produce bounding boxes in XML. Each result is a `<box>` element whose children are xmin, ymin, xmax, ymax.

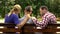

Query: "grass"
<box><xmin>0</xmin><ymin>18</ymin><xmax>4</xmax><ymax>23</ymax></box>
<box><xmin>0</xmin><ymin>18</ymin><xmax>4</xmax><ymax>20</ymax></box>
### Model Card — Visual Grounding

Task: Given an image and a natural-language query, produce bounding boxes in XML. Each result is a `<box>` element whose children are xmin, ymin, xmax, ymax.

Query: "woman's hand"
<box><xmin>16</xmin><ymin>24</ymin><xmax>22</xmax><ymax>29</ymax></box>
<box><xmin>26</xmin><ymin>14</ymin><xmax>31</xmax><ymax>19</ymax></box>
<box><xmin>16</xmin><ymin>14</ymin><xmax>31</xmax><ymax>29</ymax></box>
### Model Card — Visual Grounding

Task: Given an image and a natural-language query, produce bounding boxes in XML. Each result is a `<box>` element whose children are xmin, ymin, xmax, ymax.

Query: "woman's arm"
<box><xmin>16</xmin><ymin>14</ymin><xmax>30</xmax><ymax>28</ymax></box>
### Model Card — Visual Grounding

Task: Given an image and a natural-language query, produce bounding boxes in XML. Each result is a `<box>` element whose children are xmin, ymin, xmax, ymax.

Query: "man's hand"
<box><xmin>31</xmin><ymin>17</ymin><xmax>36</xmax><ymax>20</ymax></box>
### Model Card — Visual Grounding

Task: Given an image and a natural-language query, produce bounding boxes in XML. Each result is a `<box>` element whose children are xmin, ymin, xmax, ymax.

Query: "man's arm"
<box><xmin>32</xmin><ymin>16</ymin><xmax>48</xmax><ymax>28</ymax></box>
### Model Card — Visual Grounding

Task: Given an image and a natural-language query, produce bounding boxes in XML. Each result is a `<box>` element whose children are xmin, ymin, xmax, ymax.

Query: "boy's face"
<box><xmin>26</xmin><ymin>8</ymin><xmax>33</xmax><ymax>14</ymax></box>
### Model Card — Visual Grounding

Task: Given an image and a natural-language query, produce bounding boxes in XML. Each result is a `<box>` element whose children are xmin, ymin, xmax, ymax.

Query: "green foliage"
<box><xmin>0</xmin><ymin>0</ymin><xmax>60</xmax><ymax>18</ymax></box>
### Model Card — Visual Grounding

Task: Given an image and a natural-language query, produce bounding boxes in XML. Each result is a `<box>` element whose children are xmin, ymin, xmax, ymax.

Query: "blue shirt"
<box><xmin>5</xmin><ymin>14</ymin><xmax>20</xmax><ymax>25</ymax></box>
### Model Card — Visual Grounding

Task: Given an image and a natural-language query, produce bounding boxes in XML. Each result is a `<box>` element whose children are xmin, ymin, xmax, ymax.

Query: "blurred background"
<box><xmin>0</xmin><ymin>0</ymin><xmax>60</xmax><ymax>23</ymax></box>
<box><xmin>0</xmin><ymin>0</ymin><xmax>60</xmax><ymax>34</ymax></box>
<box><xmin>0</xmin><ymin>0</ymin><xmax>60</xmax><ymax>17</ymax></box>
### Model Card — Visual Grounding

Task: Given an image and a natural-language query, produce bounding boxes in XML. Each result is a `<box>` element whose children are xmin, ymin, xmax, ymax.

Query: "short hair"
<box><xmin>25</xmin><ymin>6</ymin><xmax>32</xmax><ymax>12</ymax></box>
<box><xmin>40</xmin><ymin>6</ymin><xmax>48</xmax><ymax>10</ymax></box>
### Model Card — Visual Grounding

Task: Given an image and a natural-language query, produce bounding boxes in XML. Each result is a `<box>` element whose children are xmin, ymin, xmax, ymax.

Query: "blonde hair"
<box><xmin>8</xmin><ymin>4</ymin><xmax>21</xmax><ymax>16</ymax></box>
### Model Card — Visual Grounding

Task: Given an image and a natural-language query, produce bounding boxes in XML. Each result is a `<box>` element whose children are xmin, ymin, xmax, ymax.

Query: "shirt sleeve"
<box><xmin>33</xmin><ymin>16</ymin><xmax>49</xmax><ymax>28</ymax></box>
<box><xmin>50</xmin><ymin>15</ymin><xmax>57</xmax><ymax>24</ymax></box>
<box><xmin>13</xmin><ymin>14</ymin><xmax>20</xmax><ymax>25</ymax></box>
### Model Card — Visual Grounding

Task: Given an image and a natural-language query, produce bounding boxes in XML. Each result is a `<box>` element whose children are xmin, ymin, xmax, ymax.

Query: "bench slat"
<box><xmin>0</xmin><ymin>28</ymin><xmax>60</xmax><ymax>32</ymax></box>
<box><xmin>0</xmin><ymin>28</ymin><xmax>21</xmax><ymax>32</ymax></box>
<box><xmin>0</xmin><ymin>23</ymin><xmax>60</xmax><ymax>32</ymax></box>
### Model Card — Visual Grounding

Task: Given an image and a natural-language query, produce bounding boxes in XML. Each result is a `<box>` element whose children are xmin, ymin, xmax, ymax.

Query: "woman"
<box><xmin>4</xmin><ymin>4</ymin><xmax>21</xmax><ymax>34</ymax></box>
<box><xmin>5</xmin><ymin>4</ymin><xmax>21</xmax><ymax>25</ymax></box>
<box><xmin>5</xmin><ymin>4</ymin><xmax>30</xmax><ymax>34</ymax></box>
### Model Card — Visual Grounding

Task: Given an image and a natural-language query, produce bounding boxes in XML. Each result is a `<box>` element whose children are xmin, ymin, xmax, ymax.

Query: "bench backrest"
<box><xmin>0</xmin><ymin>23</ymin><xmax>60</xmax><ymax>32</ymax></box>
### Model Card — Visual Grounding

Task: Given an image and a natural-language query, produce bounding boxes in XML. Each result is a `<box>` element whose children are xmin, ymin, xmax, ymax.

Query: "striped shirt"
<box><xmin>33</xmin><ymin>12</ymin><xmax>56</xmax><ymax>28</ymax></box>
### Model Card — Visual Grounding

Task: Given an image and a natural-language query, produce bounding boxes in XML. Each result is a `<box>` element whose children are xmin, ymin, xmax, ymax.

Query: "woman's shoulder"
<box><xmin>11</xmin><ymin>14</ymin><xmax>19</xmax><ymax>18</ymax></box>
<box><xmin>5</xmin><ymin>14</ymin><xmax>17</xmax><ymax>16</ymax></box>
<box><xmin>11</xmin><ymin>14</ymin><xmax>18</xmax><ymax>16</ymax></box>
<box><xmin>5</xmin><ymin>14</ymin><xmax>8</xmax><ymax>17</ymax></box>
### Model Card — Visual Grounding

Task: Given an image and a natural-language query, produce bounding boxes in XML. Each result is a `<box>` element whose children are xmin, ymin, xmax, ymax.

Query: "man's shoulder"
<box><xmin>46</xmin><ymin>12</ymin><xmax>56</xmax><ymax>18</ymax></box>
<box><xmin>44</xmin><ymin>12</ymin><xmax>55</xmax><ymax>18</ymax></box>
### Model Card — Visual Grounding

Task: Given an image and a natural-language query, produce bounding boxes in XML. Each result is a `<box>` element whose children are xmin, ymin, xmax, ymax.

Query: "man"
<box><xmin>32</xmin><ymin>6</ymin><xmax>57</xmax><ymax>34</ymax></box>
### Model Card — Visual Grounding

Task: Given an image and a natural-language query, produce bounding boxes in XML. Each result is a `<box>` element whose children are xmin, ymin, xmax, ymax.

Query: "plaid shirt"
<box><xmin>33</xmin><ymin>12</ymin><xmax>56</xmax><ymax>28</ymax></box>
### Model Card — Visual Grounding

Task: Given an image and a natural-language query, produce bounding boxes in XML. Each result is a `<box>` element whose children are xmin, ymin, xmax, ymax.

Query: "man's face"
<box><xmin>40</xmin><ymin>8</ymin><xmax>46</xmax><ymax>15</ymax></box>
<box><xmin>40</xmin><ymin>8</ymin><xmax>43</xmax><ymax>15</ymax></box>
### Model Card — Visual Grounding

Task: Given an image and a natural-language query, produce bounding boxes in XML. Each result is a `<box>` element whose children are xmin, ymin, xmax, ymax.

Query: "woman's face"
<box><xmin>15</xmin><ymin>9</ymin><xmax>20</xmax><ymax>14</ymax></box>
<box><xmin>18</xmin><ymin>10</ymin><xmax>20</xmax><ymax>14</ymax></box>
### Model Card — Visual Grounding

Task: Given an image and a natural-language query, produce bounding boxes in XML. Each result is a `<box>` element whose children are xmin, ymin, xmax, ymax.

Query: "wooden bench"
<box><xmin>0</xmin><ymin>23</ymin><xmax>60</xmax><ymax>34</ymax></box>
